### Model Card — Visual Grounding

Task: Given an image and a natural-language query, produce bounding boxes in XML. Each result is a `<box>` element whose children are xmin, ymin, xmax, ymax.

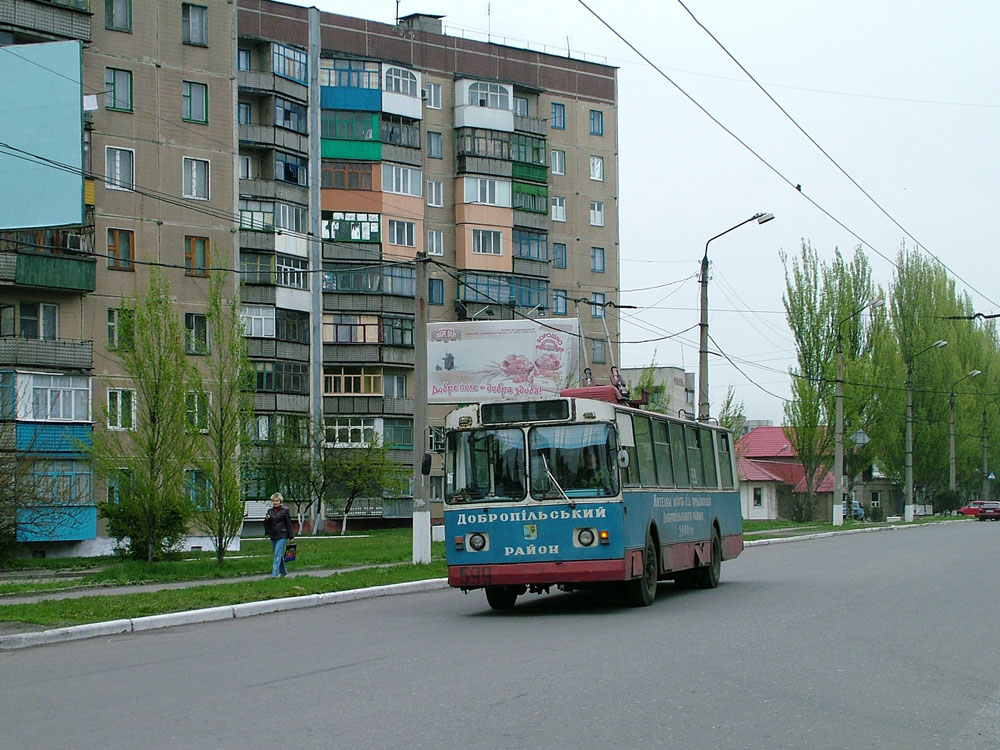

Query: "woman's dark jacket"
<box><xmin>264</xmin><ymin>506</ymin><xmax>294</xmax><ymax>542</ymax></box>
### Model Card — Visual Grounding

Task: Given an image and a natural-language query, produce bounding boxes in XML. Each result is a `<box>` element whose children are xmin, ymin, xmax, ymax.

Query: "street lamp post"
<box><xmin>833</xmin><ymin>300</ymin><xmax>882</xmax><ymax>526</ymax></box>
<box><xmin>904</xmin><ymin>339</ymin><xmax>948</xmax><ymax>522</ymax></box>
<box><xmin>697</xmin><ymin>212</ymin><xmax>774</xmax><ymax>422</ymax></box>
<box><xmin>950</xmin><ymin>369</ymin><xmax>981</xmax><ymax>492</ymax></box>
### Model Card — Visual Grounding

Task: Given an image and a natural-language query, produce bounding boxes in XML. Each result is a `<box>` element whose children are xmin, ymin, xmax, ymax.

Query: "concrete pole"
<box><xmin>904</xmin><ymin>366</ymin><xmax>915</xmax><ymax>523</ymax></box>
<box><xmin>833</xmin><ymin>335</ymin><xmax>844</xmax><ymax>525</ymax></box>
<box><xmin>412</xmin><ymin>253</ymin><xmax>431</xmax><ymax>564</ymax></box>
<box><xmin>697</xmin><ymin>253</ymin><xmax>710</xmax><ymax>422</ymax></box>
<box><xmin>982</xmin><ymin>409</ymin><xmax>989</xmax><ymax>500</ymax></box>
<box><xmin>950</xmin><ymin>391</ymin><xmax>957</xmax><ymax>492</ymax></box>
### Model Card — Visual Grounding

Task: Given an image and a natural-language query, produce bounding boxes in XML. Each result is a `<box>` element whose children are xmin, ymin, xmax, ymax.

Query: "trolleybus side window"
<box><xmin>651</xmin><ymin>419</ymin><xmax>675</xmax><ymax>487</ymax></box>
<box><xmin>718</xmin><ymin>431</ymin><xmax>735</xmax><ymax>489</ymax></box>
<box><xmin>700</xmin><ymin>427</ymin><xmax>719</xmax><ymax>489</ymax></box>
<box><xmin>631</xmin><ymin>414</ymin><xmax>657</xmax><ymax>487</ymax></box>
<box><xmin>685</xmin><ymin>425</ymin><xmax>705</xmax><ymax>487</ymax></box>
<box><xmin>669</xmin><ymin>421</ymin><xmax>690</xmax><ymax>487</ymax></box>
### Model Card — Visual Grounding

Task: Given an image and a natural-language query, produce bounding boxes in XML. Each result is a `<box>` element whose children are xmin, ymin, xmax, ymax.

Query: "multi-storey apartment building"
<box><xmin>0</xmin><ymin>0</ymin><xmax>619</xmax><ymax>552</ymax></box>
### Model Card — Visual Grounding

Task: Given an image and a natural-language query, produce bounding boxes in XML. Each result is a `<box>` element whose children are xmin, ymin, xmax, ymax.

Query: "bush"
<box><xmin>934</xmin><ymin>489</ymin><xmax>962</xmax><ymax>514</ymax></box>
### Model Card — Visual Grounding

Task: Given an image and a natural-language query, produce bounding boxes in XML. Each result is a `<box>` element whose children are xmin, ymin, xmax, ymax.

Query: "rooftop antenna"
<box><xmin>395</xmin><ymin>0</ymin><xmax>400</xmax><ymax>25</ymax></box>
<box><xmin>487</xmin><ymin>2</ymin><xmax>491</xmax><ymax>42</ymax></box>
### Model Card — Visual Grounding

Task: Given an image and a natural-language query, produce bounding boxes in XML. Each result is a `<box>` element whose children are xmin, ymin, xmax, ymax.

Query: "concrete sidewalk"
<box><xmin>0</xmin><ymin>521</ymin><xmax>955</xmax><ymax>650</ymax></box>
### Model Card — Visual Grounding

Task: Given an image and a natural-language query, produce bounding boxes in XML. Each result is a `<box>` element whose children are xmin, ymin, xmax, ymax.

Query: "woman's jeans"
<box><xmin>271</xmin><ymin>537</ymin><xmax>288</xmax><ymax>577</ymax></box>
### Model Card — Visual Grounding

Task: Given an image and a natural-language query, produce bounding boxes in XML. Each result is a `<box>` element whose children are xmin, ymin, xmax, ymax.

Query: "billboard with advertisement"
<box><xmin>428</xmin><ymin>318</ymin><xmax>582</xmax><ymax>403</ymax></box>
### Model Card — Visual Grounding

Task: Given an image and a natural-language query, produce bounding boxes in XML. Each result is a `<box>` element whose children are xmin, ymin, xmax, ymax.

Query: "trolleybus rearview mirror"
<box><xmin>421</xmin><ymin>453</ymin><xmax>432</xmax><ymax>475</ymax></box>
<box><xmin>617</xmin><ymin>449</ymin><xmax>630</xmax><ymax>468</ymax></box>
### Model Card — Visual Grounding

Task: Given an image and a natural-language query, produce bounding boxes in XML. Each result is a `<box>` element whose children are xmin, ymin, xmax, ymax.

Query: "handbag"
<box><xmin>283</xmin><ymin>542</ymin><xmax>297</xmax><ymax>563</ymax></box>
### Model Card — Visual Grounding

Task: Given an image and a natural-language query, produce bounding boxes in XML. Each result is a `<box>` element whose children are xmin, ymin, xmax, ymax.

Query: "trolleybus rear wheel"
<box><xmin>485</xmin><ymin>586</ymin><xmax>519</xmax><ymax>610</ymax></box>
<box><xmin>694</xmin><ymin>527</ymin><xmax>722</xmax><ymax>589</ymax></box>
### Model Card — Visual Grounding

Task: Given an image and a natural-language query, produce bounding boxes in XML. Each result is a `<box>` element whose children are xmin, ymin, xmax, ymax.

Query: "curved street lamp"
<box><xmin>697</xmin><ymin>212</ymin><xmax>774</xmax><ymax>422</ymax></box>
<box><xmin>950</xmin><ymin>369</ymin><xmax>981</xmax><ymax>491</ymax></box>
<box><xmin>904</xmin><ymin>339</ymin><xmax>948</xmax><ymax>522</ymax></box>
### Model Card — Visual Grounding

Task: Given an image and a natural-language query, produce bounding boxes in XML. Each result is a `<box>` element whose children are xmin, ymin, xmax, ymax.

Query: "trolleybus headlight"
<box><xmin>468</xmin><ymin>532</ymin><xmax>488</xmax><ymax>552</ymax></box>
<box><xmin>599</xmin><ymin>530</ymin><xmax>610</xmax><ymax>545</ymax></box>
<box><xmin>576</xmin><ymin>528</ymin><xmax>596</xmax><ymax>547</ymax></box>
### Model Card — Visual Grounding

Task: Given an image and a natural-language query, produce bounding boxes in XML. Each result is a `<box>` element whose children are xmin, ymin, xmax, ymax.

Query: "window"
<box><xmin>388</xmin><ymin>220</ymin><xmax>416</xmax><ymax>247</ymax></box>
<box><xmin>322</xmin><ymin>161</ymin><xmax>373</xmax><ymax>190</ymax></box>
<box><xmin>104</xmin><ymin>146</ymin><xmax>135</xmax><ymax>190</ymax></box>
<box><xmin>276</xmin><ymin>203</ymin><xmax>306</xmax><ymax>233</ymax></box>
<box><xmin>182</xmin><ymin>158</ymin><xmax>209</xmax><ymax>199</ymax></box>
<box><xmin>107</xmin><ymin>389</ymin><xmax>135</xmax><ymax>430</ymax></box>
<box><xmin>382</xmin><ymin>164</ymin><xmax>422</xmax><ymax>197</ymax></box>
<box><xmin>276</xmin><ymin>309</ymin><xmax>309</xmax><ymax>344</ymax></box>
<box><xmin>512</xmin><ymin>230</ymin><xmax>548</xmax><ymax>261</ymax></box>
<box><xmin>384</xmin><ymin>67</ymin><xmax>418</xmax><ymax>96</ymax></box>
<box><xmin>107</xmin><ymin>308</ymin><xmax>134</xmax><ymax>351</ymax></box>
<box><xmin>427</xmin><ymin>229</ymin><xmax>444</xmax><ymax>256</ymax></box>
<box><xmin>182</xmin><ymin>81</ymin><xmax>207</xmax><ymax>123</ymax></box>
<box><xmin>384</xmin><ymin>317</ymin><xmax>413</xmax><ymax>346</ymax></box>
<box><xmin>275</xmin><ymin>152</ymin><xmax>307</xmax><ymax>185</ymax></box>
<box><xmin>105</xmin><ymin>68</ymin><xmax>132</xmax><ymax>112</ymax></box>
<box><xmin>323</xmin><ymin>110</ymin><xmax>377</xmax><ymax>140</ymax></box>
<box><xmin>512</xmin><ymin>135</ymin><xmax>546</xmax><ymax>166</ymax></box>
<box><xmin>590</xmin><ymin>201</ymin><xmax>605</xmax><ymax>227</ymax></box>
<box><xmin>591</xmin><ymin>247</ymin><xmax>606</xmax><ymax>273</ymax></box>
<box><xmin>513</xmin><ymin>96</ymin><xmax>528</xmax><ymax>116</ymax></box>
<box><xmin>275</xmin><ymin>98</ymin><xmax>307</xmax><ymax>133</ymax></box>
<box><xmin>385</xmin><ymin>374</ymin><xmax>406</xmax><ymax>399</ymax></box>
<box><xmin>185</xmin><ymin>391</ymin><xmax>211</xmax><ymax>432</ymax></box>
<box><xmin>107</xmin><ymin>228</ymin><xmax>133</xmax><ymax>270</ymax></box>
<box><xmin>322</xmin><ymin>314</ymin><xmax>379</xmax><ymax>344</ymax></box>
<box><xmin>551</xmin><ymin>102</ymin><xmax>565</xmax><ymax>129</ymax></box>
<box><xmin>753</xmin><ymin>487</ymin><xmax>763</xmax><ymax>508</ymax></box>
<box><xmin>383</xmin><ymin>418</ymin><xmax>413</xmax><ymax>449</ymax></box>
<box><xmin>870</xmin><ymin>491</ymin><xmax>881</xmax><ymax>508</ymax></box>
<box><xmin>592</xmin><ymin>338</ymin><xmax>606</xmax><ymax>364</ymax></box>
<box><xmin>237</xmin><ymin>49</ymin><xmax>251</xmax><ymax>71</ymax></box>
<box><xmin>468</xmin><ymin>81</ymin><xmax>509</xmax><ymax>110</ymax></box>
<box><xmin>464</xmin><ymin>177</ymin><xmax>510</xmax><ymax>206</ymax></box>
<box><xmin>239</xmin><ymin>200</ymin><xmax>274</xmax><ymax>232</ymax></box>
<box><xmin>182</xmin><ymin>4</ymin><xmax>208</xmax><ymax>46</ymax></box>
<box><xmin>323</xmin><ymin>367</ymin><xmax>382</xmax><ymax>395</ymax></box>
<box><xmin>551</xmin><ymin>149</ymin><xmax>565</xmax><ymax>175</ymax></box>
<box><xmin>241</xmin><ymin>305</ymin><xmax>275</xmax><ymax>337</ymax></box>
<box><xmin>590</xmin><ymin>109</ymin><xmax>604</xmax><ymax>135</ymax></box>
<box><xmin>272</xmin><ymin>43</ymin><xmax>307</xmax><ymax>84</ymax></box>
<box><xmin>184</xmin><ymin>236</ymin><xmax>208</xmax><ymax>276</ymax></box>
<box><xmin>19</xmin><ymin>302</ymin><xmax>58</xmax><ymax>340</ymax></box>
<box><xmin>320</xmin><ymin>58</ymin><xmax>379</xmax><ymax>88</ymax></box>
<box><xmin>551</xmin><ymin>196</ymin><xmax>566</xmax><ymax>222</ymax></box>
<box><xmin>590</xmin><ymin>155</ymin><xmax>604</xmax><ymax>181</ymax></box>
<box><xmin>428</xmin><ymin>278</ymin><xmax>444</xmax><ymax>305</ymax></box>
<box><xmin>276</xmin><ymin>254</ymin><xmax>308</xmax><ymax>289</ymax></box>
<box><xmin>455</xmin><ymin>128</ymin><xmax>510</xmax><ymax>159</ymax></box>
<box><xmin>428</xmin><ymin>131</ymin><xmax>443</xmax><ymax>158</ymax></box>
<box><xmin>31</xmin><ymin>374</ymin><xmax>89</xmax><ymax>421</ymax></box>
<box><xmin>553</xmin><ymin>289</ymin><xmax>567</xmax><ymax>316</ymax></box>
<box><xmin>106</xmin><ymin>0</ymin><xmax>131</xmax><ymax>31</ymax></box>
<box><xmin>381</xmin><ymin>114</ymin><xmax>421</xmax><ymax>147</ymax></box>
<box><xmin>552</xmin><ymin>243</ymin><xmax>567</xmax><ymax>269</ymax></box>
<box><xmin>592</xmin><ymin>292</ymin><xmax>606</xmax><ymax>318</ymax></box>
<box><xmin>426</xmin><ymin>180</ymin><xmax>443</xmax><ymax>207</ymax></box>
<box><xmin>473</xmin><ymin>229</ymin><xmax>502</xmax><ymax>255</ymax></box>
<box><xmin>185</xmin><ymin>312</ymin><xmax>209</xmax><ymax>354</ymax></box>
<box><xmin>185</xmin><ymin>469</ymin><xmax>211</xmax><ymax>510</ymax></box>
<box><xmin>238</xmin><ymin>102</ymin><xmax>252</xmax><ymax>125</ymax></box>
<box><xmin>255</xmin><ymin>361</ymin><xmax>308</xmax><ymax>394</ymax></box>
<box><xmin>325</xmin><ymin>417</ymin><xmax>376</xmax><ymax>447</ymax></box>
<box><xmin>424</xmin><ymin>82</ymin><xmax>441</xmax><ymax>109</ymax></box>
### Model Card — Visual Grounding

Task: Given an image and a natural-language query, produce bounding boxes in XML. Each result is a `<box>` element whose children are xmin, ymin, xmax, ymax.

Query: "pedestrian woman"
<box><xmin>264</xmin><ymin>492</ymin><xmax>294</xmax><ymax>577</ymax></box>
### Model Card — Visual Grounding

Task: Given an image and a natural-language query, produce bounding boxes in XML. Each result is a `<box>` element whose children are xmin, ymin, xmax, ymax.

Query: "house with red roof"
<box><xmin>736</xmin><ymin>426</ymin><xmax>834</xmax><ymax>520</ymax></box>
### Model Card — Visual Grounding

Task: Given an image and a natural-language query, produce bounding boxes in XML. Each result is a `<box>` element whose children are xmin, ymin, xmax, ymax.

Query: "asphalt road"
<box><xmin>3</xmin><ymin>522</ymin><xmax>998</xmax><ymax>749</ymax></box>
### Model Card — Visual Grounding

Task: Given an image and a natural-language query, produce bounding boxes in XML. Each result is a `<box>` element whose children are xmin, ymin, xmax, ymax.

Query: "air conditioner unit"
<box><xmin>66</xmin><ymin>234</ymin><xmax>84</xmax><ymax>251</ymax></box>
<box><xmin>420</xmin><ymin>89</ymin><xmax>428</xmax><ymax>100</ymax></box>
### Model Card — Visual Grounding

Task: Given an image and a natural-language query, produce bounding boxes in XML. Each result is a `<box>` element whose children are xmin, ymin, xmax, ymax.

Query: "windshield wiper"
<box><xmin>540</xmin><ymin>454</ymin><xmax>575</xmax><ymax>508</ymax></box>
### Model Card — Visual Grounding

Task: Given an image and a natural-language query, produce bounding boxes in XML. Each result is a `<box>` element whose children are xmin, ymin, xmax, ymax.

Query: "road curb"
<box><xmin>0</xmin><ymin>578</ymin><xmax>450</xmax><ymax>651</ymax></box>
<box><xmin>743</xmin><ymin>519</ymin><xmax>964</xmax><ymax>547</ymax></box>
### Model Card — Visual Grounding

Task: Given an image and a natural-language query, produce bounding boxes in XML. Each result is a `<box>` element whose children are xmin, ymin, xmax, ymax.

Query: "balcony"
<box><xmin>5</xmin><ymin>0</ymin><xmax>91</xmax><ymax>42</ymax></box>
<box><xmin>321</xmin><ymin>343</ymin><xmax>414</xmax><ymax>367</ymax></box>
<box><xmin>239</xmin><ymin>177</ymin><xmax>308</xmax><ymax>206</ymax></box>
<box><xmin>239</xmin><ymin>229</ymin><xmax>276</xmax><ymax>252</ymax></box>
<box><xmin>322</xmin><ymin>395</ymin><xmax>414</xmax><ymax>416</ymax></box>
<box><xmin>0</xmin><ymin>337</ymin><xmax>92</xmax><ymax>370</ymax></box>
<box><xmin>456</xmin><ymin>155</ymin><xmax>512</xmax><ymax>178</ymax></box>
<box><xmin>514</xmin><ymin>115</ymin><xmax>547</xmax><ymax>136</ymax></box>
<box><xmin>238</xmin><ymin>124</ymin><xmax>308</xmax><ymax>155</ymax></box>
<box><xmin>238</xmin><ymin>70</ymin><xmax>307</xmax><ymax>102</ymax></box>
<box><xmin>0</xmin><ymin>251</ymin><xmax>96</xmax><ymax>292</ymax></box>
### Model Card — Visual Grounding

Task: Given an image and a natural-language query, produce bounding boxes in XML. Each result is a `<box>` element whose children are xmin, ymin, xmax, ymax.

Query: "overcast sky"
<box><xmin>306</xmin><ymin>0</ymin><xmax>1000</xmax><ymax>423</ymax></box>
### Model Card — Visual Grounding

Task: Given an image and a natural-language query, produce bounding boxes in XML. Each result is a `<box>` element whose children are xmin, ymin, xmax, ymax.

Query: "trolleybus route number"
<box><xmin>457</xmin><ymin>566</ymin><xmax>492</xmax><ymax>585</ymax></box>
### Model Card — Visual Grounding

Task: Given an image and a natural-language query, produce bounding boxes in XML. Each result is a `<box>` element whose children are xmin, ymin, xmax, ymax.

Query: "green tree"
<box><xmin>718</xmin><ymin>386</ymin><xmax>747</xmax><ymax>438</ymax></box>
<box><xmin>92</xmin><ymin>271</ymin><xmax>195</xmax><ymax>561</ymax></box>
<box><xmin>328</xmin><ymin>435</ymin><xmax>409</xmax><ymax>535</ymax></box>
<box><xmin>190</xmin><ymin>268</ymin><xmax>257</xmax><ymax>565</ymax></box>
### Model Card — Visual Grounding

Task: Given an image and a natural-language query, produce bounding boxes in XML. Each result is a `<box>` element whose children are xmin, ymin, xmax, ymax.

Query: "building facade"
<box><xmin>0</xmin><ymin>0</ymin><xmax>620</xmax><ymax>553</ymax></box>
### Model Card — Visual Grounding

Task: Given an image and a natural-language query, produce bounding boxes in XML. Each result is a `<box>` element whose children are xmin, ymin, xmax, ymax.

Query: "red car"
<box><xmin>978</xmin><ymin>502</ymin><xmax>1000</xmax><ymax>521</ymax></box>
<box><xmin>959</xmin><ymin>501</ymin><xmax>986</xmax><ymax>517</ymax></box>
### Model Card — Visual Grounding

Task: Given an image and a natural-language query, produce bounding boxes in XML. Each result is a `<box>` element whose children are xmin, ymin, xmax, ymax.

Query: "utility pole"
<box><xmin>412</xmin><ymin>253</ymin><xmax>431</xmax><ymax>564</ymax></box>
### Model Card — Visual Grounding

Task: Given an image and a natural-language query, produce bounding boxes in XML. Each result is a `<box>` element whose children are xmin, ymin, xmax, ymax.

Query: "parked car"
<box><xmin>846</xmin><ymin>499</ymin><xmax>865</xmax><ymax>521</ymax></box>
<box><xmin>977</xmin><ymin>502</ymin><xmax>1000</xmax><ymax>521</ymax></box>
<box><xmin>958</xmin><ymin>501</ymin><xmax>986</xmax><ymax>517</ymax></box>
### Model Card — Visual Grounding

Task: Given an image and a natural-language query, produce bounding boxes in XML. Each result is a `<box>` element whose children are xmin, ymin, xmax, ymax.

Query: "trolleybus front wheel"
<box><xmin>625</xmin><ymin>528</ymin><xmax>658</xmax><ymax>607</ymax></box>
<box><xmin>485</xmin><ymin>586</ymin><xmax>520</xmax><ymax>610</ymax></box>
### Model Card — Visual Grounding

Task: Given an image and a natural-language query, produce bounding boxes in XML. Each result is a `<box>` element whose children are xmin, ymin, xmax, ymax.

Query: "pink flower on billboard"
<box><xmin>499</xmin><ymin>353</ymin><xmax>536</xmax><ymax>383</ymax></box>
<box><xmin>533</xmin><ymin>353</ymin><xmax>562</xmax><ymax>379</ymax></box>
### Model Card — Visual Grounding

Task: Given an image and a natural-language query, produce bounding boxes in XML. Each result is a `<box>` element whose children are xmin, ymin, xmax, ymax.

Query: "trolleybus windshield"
<box><xmin>528</xmin><ymin>422</ymin><xmax>619</xmax><ymax>499</ymax></box>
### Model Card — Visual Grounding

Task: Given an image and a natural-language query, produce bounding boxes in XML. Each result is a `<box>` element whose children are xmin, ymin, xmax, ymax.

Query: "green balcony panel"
<box><xmin>512</xmin><ymin>162</ymin><xmax>549</xmax><ymax>183</ymax></box>
<box><xmin>321</xmin><ymin>140</ymin><xmax>382</xmax><ymax>161</ymax></box>
<box><xmin>16</xmin><ymin>253</ymin><xmax>96</xmax><ymax>292</ymax></box>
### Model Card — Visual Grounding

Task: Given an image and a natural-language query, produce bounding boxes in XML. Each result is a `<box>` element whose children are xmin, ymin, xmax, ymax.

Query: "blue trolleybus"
<box><xmin>442</xmin><ymin>386</ymin><xmax>743</xmax><ymax>609</ymax></box>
